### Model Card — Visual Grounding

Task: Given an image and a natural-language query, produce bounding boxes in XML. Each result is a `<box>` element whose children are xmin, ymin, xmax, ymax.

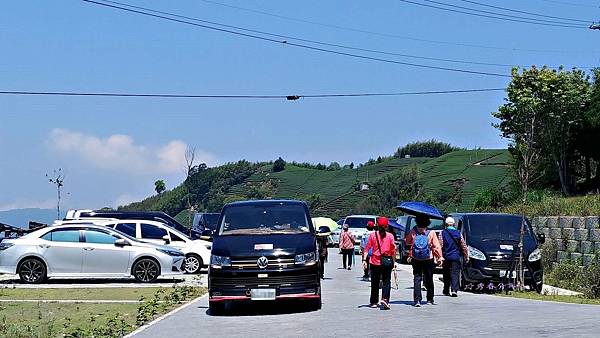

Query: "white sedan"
<box><xmin>0</xmin><ymin>224</ymin><xmax>184</xmax><ymax>284</ymax></box>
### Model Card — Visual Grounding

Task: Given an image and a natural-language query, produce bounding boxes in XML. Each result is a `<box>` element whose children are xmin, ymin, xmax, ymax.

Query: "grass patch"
<box><xmin>0</xmin><ymin>286</ymin><xmax>206</xmax><ymax>338</ymax></box>
<box><xmin>498</xmin><ymin>291</ymin><xmax>600</xmax><ymax>305</ymax></box>
<box><xmin>0</xmin><ymin>287</ymin><xmax>164</xmax><ymax>300</ymax></box>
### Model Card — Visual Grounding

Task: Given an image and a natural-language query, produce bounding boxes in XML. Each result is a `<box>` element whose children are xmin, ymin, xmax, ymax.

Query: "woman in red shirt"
<box><xmin>338</xmin><ymin>224</ymin><xmax>355</xmax><ymax>270</ymax></box>
<box><xmin>362</xmin><ymin>217</ymin><xmax>396</xmax><ymax>310</ymax></box>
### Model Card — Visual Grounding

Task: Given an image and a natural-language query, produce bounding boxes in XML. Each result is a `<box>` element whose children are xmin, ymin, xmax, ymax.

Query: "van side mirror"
<box><xmin>537</xmin><ymin>233</ymin><xmax>546</xmax><ymax>244</ymax></box>
<box><xmin>162</xmin><ymin>235</ymin><xmax>171</xmax><ymax>244</ymax></box>
<box><xmin>114</xmin><ymin>238</ymin><xmax>130</xmax><ymax>247</ymax></box>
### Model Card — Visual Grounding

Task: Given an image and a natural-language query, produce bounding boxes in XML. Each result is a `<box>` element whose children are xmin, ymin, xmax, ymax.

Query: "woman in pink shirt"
<box><xmin>362</xmin><ymin>217</ymin><xmax>396</xmax><ymax>310</ymax></box>
<box><xmin>338</xmin><ymin>224</ymin><xmax>355</xmax><ymax>270</ymax></box>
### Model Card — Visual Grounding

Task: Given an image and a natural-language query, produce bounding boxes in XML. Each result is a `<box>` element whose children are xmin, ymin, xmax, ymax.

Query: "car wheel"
<box><xmin>184</xmin><ymin>254</ymin><xmax>203</xmax><ymax>274</ymax></box>
<box><xmin>309</xmin><ymin>297</ymin><xmax>322</xmax><ymax>311</ymax></box>
<box><xmin>18</xmin><ymin>258</ymin><xmax>47</xmax><ymax>284</ymax></box>
<box><xmin>133</xmin><ymin>258</ymin><xmax>160</xmax><ymax>283</ymax></box>
<box><xmin>209</xmin><ymin>301</ymin><xmax>227</xmax><ymax>316</ymax></box>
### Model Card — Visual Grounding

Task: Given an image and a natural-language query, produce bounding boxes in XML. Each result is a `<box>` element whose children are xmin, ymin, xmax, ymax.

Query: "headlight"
<box><xmin>156</xmin><ymin>248</ymin><xmax>184</xmax><ymax>257</ymax></box>
<box><xmin>0</xmin><ymin>243</ymin><xmax>14</xmax><ymax>251</ymax></box>
<box><xmin>295</xmin><ymin>251</ymin><xmax>317</xmax><ymax>265</ymax></box>
<box><xmin>528</xmin><ymin>248</ymin><xmax>541</xmax><ymax>262</ymax></box>
<box><xmin>210</xmin><ymin>255</ymin><xmax>231</xmax><ymax>268</ymax></box>
<box><xmin>204</xmin><ymin>244</ymin><xmax>212</xmax><ymax>250</ymax></box>
<box><xmin>468</xmin><ymin>246</ymin><xmax>486</xmax><ymax>261</ymax></box>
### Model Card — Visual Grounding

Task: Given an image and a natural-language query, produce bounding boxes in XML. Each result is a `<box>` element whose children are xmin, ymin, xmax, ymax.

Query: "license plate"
<box><xmin>250</xmin><ymin>289</ymin><xmax>276</xmax><ymax>300</ymax></box>
<box><xmin>499</xmin><ymin>270</ymin><xmax>517</xmax><ymax>278</ymax></box>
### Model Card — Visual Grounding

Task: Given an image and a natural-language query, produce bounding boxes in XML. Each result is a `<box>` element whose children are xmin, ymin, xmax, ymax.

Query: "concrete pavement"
<box><xmin>133</xmin><ymin>249</ymin><xmax>600</xmax><ymax>337</ymax></box>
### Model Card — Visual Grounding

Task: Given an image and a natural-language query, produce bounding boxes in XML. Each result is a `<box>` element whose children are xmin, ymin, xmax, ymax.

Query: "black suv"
<box><xmin>191</xmin><ymin>212</ymin><xmax>221</xmax><ymax>238</ymax></box>
<box><xmin>450</xmin><ymin>213</ymin><xmax>544</xmax><ymax>292</ymax></box>
<box><xmin>208</xmin><ymin>200</ymin><xmax>321</xmax><ymax>314</ymax></box>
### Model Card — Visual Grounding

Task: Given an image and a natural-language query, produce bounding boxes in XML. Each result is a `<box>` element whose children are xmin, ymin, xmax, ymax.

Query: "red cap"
<box><xmin>377</xmin><ymin>217</ymin><xmax>389</xmax><ymax>229</ymax></box>
<box><xmin>367</xmin><ymin>221</ymin><xmax>375</xmax><ymax>227</ymax></box>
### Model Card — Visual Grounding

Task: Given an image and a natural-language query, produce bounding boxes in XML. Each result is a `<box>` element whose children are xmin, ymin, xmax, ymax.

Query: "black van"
<box><xmin>450</xmin><ymin>213</ymin><xmax>544</xmax><ymax>292</ymax></box>
<box><xmin>208</xmin><ymin>200</ymin><xmax>321</xmax><ymax>314</ymax></box>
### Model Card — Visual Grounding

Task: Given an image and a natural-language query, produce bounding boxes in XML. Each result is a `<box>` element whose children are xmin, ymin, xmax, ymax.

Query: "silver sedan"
<box><xmin>0</xmin><ymin>224</ymin><xmax>184</xmax><ymax>283</ymax></box>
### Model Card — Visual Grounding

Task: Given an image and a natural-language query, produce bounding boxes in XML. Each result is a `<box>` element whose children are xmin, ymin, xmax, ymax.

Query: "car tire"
<box><xmin>18</xmin><ymin>258</ymin><xmax>47</xmax><ymax>284</ymax></box>
<box><xmin>132</xmin><ymin>258</ymin><xmax>160</xmax><ymax>283</ymax></box>
<box><xmin>209</xmin><ymin>301</ymin><xmax>227</xmax><ymax>316</ymax></box>
<box><xmin>184</xmin><ymin>254</ymin><xmax>203</xmax><ymax>274</ymax></box>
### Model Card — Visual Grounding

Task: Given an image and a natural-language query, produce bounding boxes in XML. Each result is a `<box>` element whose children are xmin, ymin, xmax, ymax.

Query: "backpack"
<box><xmin>413</xmin><ymin>230</ymin><xmax>431</xmax><ymax>260</ymax></box>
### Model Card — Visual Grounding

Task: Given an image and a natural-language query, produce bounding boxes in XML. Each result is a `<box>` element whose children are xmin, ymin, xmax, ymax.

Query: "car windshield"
<box><xmin>345</xmin><ymin>217</ymin><xmax>374</xmax><ymax>229</ymax></box>
<box><xmin>204</xmin><ymin>214</ymin><xmax>220</xmax><ymax>230</ymax></box>
<box><xmin>467</xmin><ymin>215</ymin><xmax>533</xmax><ymax>242</ymax></box>
<box><xmin>106</xmin><ymin>227</ymin><xmax>141</xmax><ymax>243</ymax></box>
<box><xmin>219</xmin><ymin>204</ymin><xmax>311</xmax><ymax>235</ymax></box>
<box><xmin>409</xmin><ymin>218</ymin><xmax>444</xmax><ymax>231</ymax></box>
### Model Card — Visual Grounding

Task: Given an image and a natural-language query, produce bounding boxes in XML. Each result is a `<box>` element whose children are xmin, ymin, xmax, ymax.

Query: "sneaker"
<box><xmin>443</xmin><ymin>291</ymin><xmax>450</xmax><ymax>296</ymax></box>
<box><xmin>414</xmin><ymin>302</ymin><xmax>421</xmax><ymax>307</ymax></box>
<box><xmin>348</xmin><ymin>267</ymin><xmax>352</xmax><ymax>270</ymax></box>
<box><xmin>369</xmin><ymin>303</ymin><xmax>379</xmax><ymax>308</ymax></box>
<box><xmin>451</xmin><ymin>292</ymin><xmax>458</xmax><ymax>297</ymax></box>
<box><xmin>380</xmin><ymin>299</ymin><xmax>390</xmax><ymax>310</ymax></box>
<box><xmin>427</xmin><ymin>300</ymin><xmax>436</xmax><ymax>305</ymax></box>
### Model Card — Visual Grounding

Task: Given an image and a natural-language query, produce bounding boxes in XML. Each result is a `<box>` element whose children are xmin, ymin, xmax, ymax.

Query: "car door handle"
<box><xmin>84</xmin><ymin>247</ymin><xmax>95</xmax><ymax>251</ymax></box>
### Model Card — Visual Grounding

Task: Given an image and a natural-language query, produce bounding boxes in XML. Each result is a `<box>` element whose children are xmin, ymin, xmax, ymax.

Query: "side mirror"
<box><xmin>114</xmin><ymin>238</ymin><xmax>130</xmax><ymax>247</ymax></box>
<box><xmin>162</xmin><ymin>235</ymin><xmax>171</xmax><ymax>244</ymax></box>
<box><xmin>537</xmin><ymin>233</ymin><xmax>546</xmax><ymax>244</ymax></box>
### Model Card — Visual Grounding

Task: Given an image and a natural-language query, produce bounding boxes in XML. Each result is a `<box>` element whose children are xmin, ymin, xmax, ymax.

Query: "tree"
<box><xmin>46</xmin><ymin>168</ymin><xmax>65</xmax><ymax>220</ymax></box>
<box><xmin>395</xmin><ymin>140</ymin><xmax>459</xmax><ymax>158</ymax></box>
<box><xmin>493</xmin><ymin>66</ymin><xmax>590</xmax><ymax>195</ymax></box>
<box><xmin>273</xmin><ymin>157</ymin><xmax>286</xmax><ymax>172</ymax></box>
<box><xmin>327</xmin><ymin>162</ymin><xmax>341</xmax><ymax>171</ymax></box>
<box><xmin>154</xmin><ymin>180</ymin><xmax>166</xmax><ymax>195</ymax></box>
<box><xmin>184</xmin><ymin>146</ymin><xmax>197</xmax><ymax>228</ymax></box>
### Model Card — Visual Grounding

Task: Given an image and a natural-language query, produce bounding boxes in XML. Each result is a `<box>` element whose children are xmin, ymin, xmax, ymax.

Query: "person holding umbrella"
<box><xmin>405</xmin><ymin>215</ymin><xmax>443</xmax><ymax>307</ymax></box>
<box><xmin>362</xmin><ymin>217</ymin><xmax>396</xmax><ymax>310</ymax></box>
<box><xmin>316</xmin><ymin>226</ymin><xmax>331</xmax><ymax>279</ymax></box>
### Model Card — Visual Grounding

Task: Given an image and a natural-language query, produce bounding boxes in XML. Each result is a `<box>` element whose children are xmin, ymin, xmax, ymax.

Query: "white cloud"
<box><xmin>0</xmin><ymin>198</ymin><xmax>57</xmax><ymax>212</ymax></box>
<box><xmin>47</xmin><ymin>129</ymin><xmax>217</xmax><ymax>176</ymax></box>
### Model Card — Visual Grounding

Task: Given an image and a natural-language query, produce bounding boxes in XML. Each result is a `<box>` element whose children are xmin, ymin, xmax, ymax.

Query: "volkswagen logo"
<box><xmin>257</xmin><ymin>256</ymin><xmax>269</xmax><ymax>269</ymax></box>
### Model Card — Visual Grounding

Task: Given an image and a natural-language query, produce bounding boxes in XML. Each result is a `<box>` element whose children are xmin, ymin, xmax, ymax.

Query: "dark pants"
<box><xmin>370</xmin><ymin>264</ymin><xmax>392</xmax><ymax>305</ymax></box>
<box><xmin>443</xmin><ymin>260</ymin><xmax>462</xmax><ymax>294</ymax></box>
<box><xmin>363</xmin><ymin>258</ymin><xmax>371</xmax><ymax>278</ymax></box>
<box><xmin>412</xmin><ymin>259</ymin><xmax>434</xmax><ymax>303</ymax></box>
<box><xmin>319</xmin><ymin>255</ymin><xmax>327</xmax><ymax>278</ymax></box>
<box><xmin>341</xmin><ymin>249</ymin><xmax>353</xmax><ymax>268</ymax></box>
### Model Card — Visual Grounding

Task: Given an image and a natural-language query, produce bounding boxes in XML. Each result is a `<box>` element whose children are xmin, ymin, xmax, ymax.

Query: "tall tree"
<box><xmin>154</xmin><ymin>180</ymin><xmax>166</xmax><ymax>195</ymax></box>
<box><xmin>184</xmin><ymin>146</ymin><xmax>196</xmax><ymax>228</ymax></box>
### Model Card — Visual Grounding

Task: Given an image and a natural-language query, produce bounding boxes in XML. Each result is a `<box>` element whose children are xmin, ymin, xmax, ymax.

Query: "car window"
<box><xmin>85</xmin><ymin>230</ymin><xmax>118</xmax><ymax>244</ymax></box>
<box><xmin>115</xmin><ymin>223</ymin><xmax>137</xmax><ymax>237</ymax></box>
<box><xmin>170</xmin><ymin>231</ymin><xmax>186</xmax><ymax>242</ymax></box>
<box><xmin>41</xmin><ymin>229</ymin><xmax>81</xmax><ymax>242</ymax></box>
<box><xmin>140</xmin><ymin>223</ymin><xmax>168</xmax><ymax>239</ymax></box>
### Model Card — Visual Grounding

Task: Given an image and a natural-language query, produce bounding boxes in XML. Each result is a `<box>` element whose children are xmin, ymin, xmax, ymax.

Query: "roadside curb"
<box><xmin>0</xmin><ymin>299</ymin><xmax>146</xmax><ymax>303</ymax></box>
<box><xmin>124</xmin><ymin>293</ymin><xmax>208</xmax><ymax>337</ymax></box>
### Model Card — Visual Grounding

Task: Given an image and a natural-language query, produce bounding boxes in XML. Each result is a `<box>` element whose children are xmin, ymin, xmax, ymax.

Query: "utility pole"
<box><xmin>46</xmin><ymin>168</ymin><xmax>65</xmax><ymax>221</ymax></box>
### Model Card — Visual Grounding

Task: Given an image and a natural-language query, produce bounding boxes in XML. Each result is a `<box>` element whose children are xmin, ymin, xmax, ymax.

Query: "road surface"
<box><xmin>134</xmin><ymin>249</ymin><xmax>600</xmax><ymax>337</ymax></box>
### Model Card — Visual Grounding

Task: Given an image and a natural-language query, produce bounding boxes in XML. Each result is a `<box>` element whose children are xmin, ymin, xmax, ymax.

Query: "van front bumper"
<box><xmin>464</xmin><ymin>259</ymin><xmax>543</xmax><ymax>286</ymax></box>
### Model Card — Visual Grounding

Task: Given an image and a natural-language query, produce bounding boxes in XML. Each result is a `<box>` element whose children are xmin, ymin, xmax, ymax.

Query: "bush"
<box><xmin>395</xmin><ymin>140</ymin><xmax>460</xmax><ymax>158</ymax></box>
<box><xmin>540</xmin><ymin>239</ymin><xmax>558</xmax><ymax>271</ymax></box>
<box><xmin>273</xmin><ymin>157</ymin><xmax>286</xmax><ymax>172</ymax></box>
<box><xmin>545</xmin><ymin>258</ymin><xmax>600</xmax><ymax>298</ymax></box>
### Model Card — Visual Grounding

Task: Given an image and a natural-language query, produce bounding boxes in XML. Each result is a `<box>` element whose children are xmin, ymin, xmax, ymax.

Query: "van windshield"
<box><xmin>467</xmin><ymin>215</ymin><xmax>533</xmax><ymax>242</ymax></box>
<box><xmin>219</xmin><ymin>204</ymin><xmax>311</xmax><ymax>235</ymax></box>
<box><xmin>344</xmin><ymin>217</ymin><xmax>374</xmax><ymax>229</ymax></box>
<box><xmin>204</xmin><ymin>214</ymin><xmax>220</xmax><ymax>230</ymax></box>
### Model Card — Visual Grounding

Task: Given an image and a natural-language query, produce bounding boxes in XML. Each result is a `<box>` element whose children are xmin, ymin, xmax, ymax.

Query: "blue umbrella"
<box><xmin>395</xmin><ymin>201</ymin><xmax>444</xmax><ymax>220</ymax></box>
<box><xmin>388</xmin><ymin>219</ymin><xmax>405</xmax><ymax>232</ymax></box>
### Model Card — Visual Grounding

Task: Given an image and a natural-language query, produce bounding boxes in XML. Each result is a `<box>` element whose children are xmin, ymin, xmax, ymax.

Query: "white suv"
<box><xmin>54</xmin><ymin>219</ymin><xmax>211</xmax><ymax>274</ymax></box>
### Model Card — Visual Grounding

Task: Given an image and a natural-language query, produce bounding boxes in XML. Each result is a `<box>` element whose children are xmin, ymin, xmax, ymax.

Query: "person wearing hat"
<box><xmin>439</xmin><ymin>216</ymin><xmax>469</xmax><ymax>297</ymax></box>
<box><xmin>339</xmin><ymin>223</ymin><xmax>355</xmax><ymax>270</ymax></box>
<box><xmin>405</xmin><ymin>216</ymin><xmax>443</xmax><ymax>307</ymax></box>
<box><xmin>360</xmin><ymin>221</ymin><xmax>376</xmax><ymax>281</ymax></box>
<box><xmin>316</xmin><ymin>226</ymin><xmax>331</xmax><ymax>280</ymax></box>
<box><xmin>362</xmin><ymin>217</ymin><xmax>396</xmax><ymax>310</ymax></box>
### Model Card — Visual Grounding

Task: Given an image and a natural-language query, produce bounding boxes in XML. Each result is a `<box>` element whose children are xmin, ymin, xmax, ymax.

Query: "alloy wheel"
<box><xmin>133</xmin><ymin>259</ymin><xmax>159</xmax><ymax>283</ymax></box>
<box><xmin>19</xmin><ymin>259</ymin><xmax>45</xmax><ymax>283</ymax></box>
<box><xmin>184</xmin><ymin>256</ymin><xmax>201</xmax><ymax>274</ymax></box>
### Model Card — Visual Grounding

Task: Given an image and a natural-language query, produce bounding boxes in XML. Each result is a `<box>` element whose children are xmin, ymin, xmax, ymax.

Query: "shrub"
<box><xmin>273</xmin><ymin>157</ymin><xmax>286</xmax><ymax>172</ymax></box>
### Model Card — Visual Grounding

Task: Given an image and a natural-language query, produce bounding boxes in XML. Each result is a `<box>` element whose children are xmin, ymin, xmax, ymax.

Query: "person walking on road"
<box><xmin>339</xmin><ymin>224</ymin><xmax>355</xmax><ymax>270</ymax></box>
<box><xmin>362</xmin><ymin>217</ymin><xmax>396</xmax><ymax>310</ymax></box>
<box><xmin>439</xmin><ymin>217</ymin><xmax>469</xmax><ymax>297</ymax></box>
<box><xmin>360</xmin><ymin>221</ymin><xmax>375</xmax><ymax>280</ymax></box>
<box><xmin>405</xmin><ymin>216</ymin><xmax>443</xmax><ymax>307</ymax></box>
<box><xmin>316</xmin><ymin>226</ymin><xmax>330</xmax><ymax>280</ymax></box>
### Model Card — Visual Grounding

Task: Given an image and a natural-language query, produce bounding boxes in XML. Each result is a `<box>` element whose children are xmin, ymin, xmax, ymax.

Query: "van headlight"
<box><xmin>156</xmin><ymin>248</ymin><xmax>184</xmax><ymax>257</ymax></box>
<box><xmin>528</xmin><ymin>248</ymin><xmax>541</xmax><ymax>262</ymax></box>
<box><xmin>295</xmin><ymin>251</ymin><xmax>317</xmax><ymax>265</ymax></box>
<box><xmin>210</xmin><ymin>255</ymin><xmax>231</xmax><ymax>268</ymax></box>
<box><xmin>468</xmin><ymin>245</ymin><xmax>486</xmax><ymax>261</ymax></box>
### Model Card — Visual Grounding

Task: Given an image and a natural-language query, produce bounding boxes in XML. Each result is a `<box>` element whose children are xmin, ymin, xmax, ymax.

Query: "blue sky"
<box><xmin>1</xmin><ymin>0</ymin><xmax>598</xmax><ymax>211</ymax></box>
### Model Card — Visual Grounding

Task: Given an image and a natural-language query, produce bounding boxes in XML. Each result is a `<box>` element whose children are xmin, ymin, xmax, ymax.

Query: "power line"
<box><xmin>536</xmin><ymin>0</ymin><xmax>600</xmax><ymax>9</ymax></box>
<box><xmin>82</xmin><ymin>0</ymin><xmax>511</xmax><ymax>77</ymax></box>
<box><xmin>199</xmin><ymin>0</ymin><xmax>599</xmax><ymax>54</ymax></box>
<box><xmin>456</xmin><ymin>0</ymin><xmax>592</xmax><ymax>23</ymax></box>
<box><xmin>398</xmin><ymin>0</ymin><xmax>588</xmax><ymax>28</ymax></box>
<box><xmin>0</xmin><ymin>88</ymin><xmax>506</xmax><ymax>100</ymax></box>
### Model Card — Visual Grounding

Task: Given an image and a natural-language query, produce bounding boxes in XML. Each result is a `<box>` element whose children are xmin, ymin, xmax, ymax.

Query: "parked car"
<box><xmin>66</xmin><ymin>209</ymin><xmax>200</xmax><ymax>239</ymax></box>
<box><xmin>191</xmin><ymin>212</ymin><xmax>221</xmax><ymax>238</ymax></box>
<box><xmin>55</xmin><ymin>219</ymin><xmax>211</xmax><ymax>274</ymax></box>
<box><xmin>0</xmin><ymin>224</ymin><xmax>184</xmax><ymax>284</ymax></box>
<box><xmin>340</xmin><ymin>215</ymin><xmax>379</xmax><ymax>254</ymax></box>
<box><xmin>330</xmin><ymin>218</ymin><xmax>345</xmax><ymax>246</ymax></box>
<box><xmin>450</xmin><ymin>213</ymin><xmax>544</xmax><ymax>292</ymax></box>
<box><xmin>396</xmin><ymin>215</ymin><xmax>444</xmax><ymax>263</ymax></box>
<box><xmin>208</xmin><ymin>200</ymin><xmax>321</xmax><ymax>315</ymax></box>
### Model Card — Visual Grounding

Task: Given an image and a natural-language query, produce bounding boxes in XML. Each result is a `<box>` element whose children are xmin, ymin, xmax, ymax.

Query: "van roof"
<box><xmin>224</xmin><ymin>199</ymin><xmax>308</xmax><ymax>207</ymax></box>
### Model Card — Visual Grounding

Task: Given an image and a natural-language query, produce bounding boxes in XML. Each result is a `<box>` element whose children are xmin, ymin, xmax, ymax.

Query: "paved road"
<box><xmin>135</xmin><ymin>249</ymin><xmax>600</xmax><ymax>338</ymax></box>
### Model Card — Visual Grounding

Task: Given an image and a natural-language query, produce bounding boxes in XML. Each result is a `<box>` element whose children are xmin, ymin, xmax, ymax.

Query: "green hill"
<box><xmin>129</xmin><ymin>149</ymin><xmax>512</xmax><ymax>223</ymax></box>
